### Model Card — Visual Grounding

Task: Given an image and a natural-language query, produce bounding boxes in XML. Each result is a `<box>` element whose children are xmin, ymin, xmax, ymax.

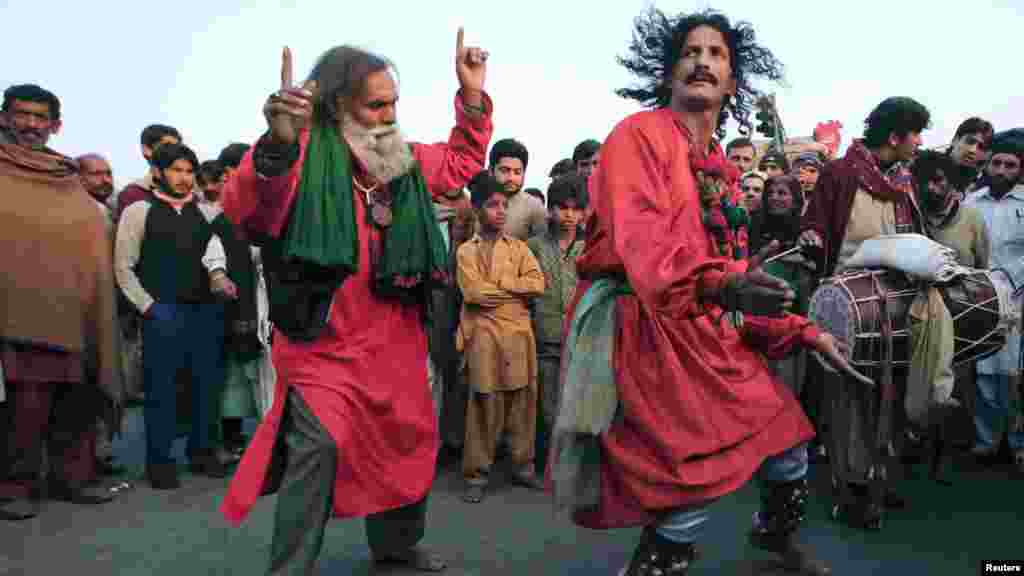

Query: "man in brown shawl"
<box><xmin>0</xmin><ymin>84</ymin><xmax>122</xmax><ymax>520</ymax></box>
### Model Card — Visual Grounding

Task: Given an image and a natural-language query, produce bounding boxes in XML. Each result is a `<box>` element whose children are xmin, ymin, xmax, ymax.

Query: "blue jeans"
<box><xmin>655</xmin><ymin>443</ymin><xmax>809</xmax><ymax>543</ymax></box>
<box><xmin>974</xmin><ymin>374</ymin><xmax>1024</xmax><ymax>454</ymax></box>
<box><xmin>142</xmin><ymin>303</ymin><xmax>225</xmax><ymax>465</ymax></box>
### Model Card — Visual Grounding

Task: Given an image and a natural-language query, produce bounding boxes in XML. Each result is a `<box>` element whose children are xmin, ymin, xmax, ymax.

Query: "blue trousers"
<box><xmin>974</xmin><ymin>373</ymin><xmax>1024</xmax><ymax>454</ymax></box>
<box><xmin>655</xmin><ymin>442</ymin><xmax>809</xmax><ymax>543</ymax></box>
<box><xmin>142</xmin><ymin>303</ymin><xmax>224</xmax><ymax>465</ymax></box>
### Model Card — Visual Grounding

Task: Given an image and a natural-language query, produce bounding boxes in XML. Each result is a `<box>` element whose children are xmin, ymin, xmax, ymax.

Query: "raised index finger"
<box><xmin>281</xmin><ymin>46</ymin><xmax>293</xmax><ymax>90</ymax></box>
<box><xmin>456</xmin><ymin>27</ymin><xmax>465</xmax><ymax>54</ymax></box>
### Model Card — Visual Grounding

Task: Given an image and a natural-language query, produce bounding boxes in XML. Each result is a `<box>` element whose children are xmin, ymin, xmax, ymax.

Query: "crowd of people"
<box><xmin>1</xmin><ymin>6</ymin><xmax>1022</xmax><ymax>576</ymax></box>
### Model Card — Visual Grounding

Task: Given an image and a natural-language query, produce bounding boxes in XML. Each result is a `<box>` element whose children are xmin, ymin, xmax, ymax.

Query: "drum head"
<box><xmin>808</xmin><ymin>281</ymin><xmax>856</xmax><ymax>372</ymax></box>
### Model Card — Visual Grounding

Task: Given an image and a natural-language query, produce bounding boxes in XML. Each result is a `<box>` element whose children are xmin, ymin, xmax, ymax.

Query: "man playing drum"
<box><xmin>800</xmin><ymin>97</ymin><xmax>939</xmax><ymax>530</ymax></box>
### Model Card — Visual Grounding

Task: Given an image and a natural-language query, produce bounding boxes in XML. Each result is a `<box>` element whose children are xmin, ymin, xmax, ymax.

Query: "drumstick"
<box><xmin>760</xmin><ymin>245</ymin><xmax>803</xmax><ymax>265</ymax></box>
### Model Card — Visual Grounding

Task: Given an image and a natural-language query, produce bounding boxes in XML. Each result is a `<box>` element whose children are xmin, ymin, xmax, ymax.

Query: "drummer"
<box><xmin>800</xmin><ymin>97</ymin><xmax>939</xmax><ymax>531</ymax></box>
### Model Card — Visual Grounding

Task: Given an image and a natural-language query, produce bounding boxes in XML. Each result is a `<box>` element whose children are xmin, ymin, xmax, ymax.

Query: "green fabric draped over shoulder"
<box><xmin>281</xmin><ymin>123</ymin><xmax>450</xmax><ymax>294</ymax></box>
<box><xmin>550</xmin><ymin>277</ymin><xmax>632</xmax><ymax>515</ymax></box>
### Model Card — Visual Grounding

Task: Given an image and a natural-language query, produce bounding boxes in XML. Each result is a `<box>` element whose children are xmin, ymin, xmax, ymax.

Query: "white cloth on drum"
<box><xmin>844</xmin><ymin>233</ymin><xmax>970</xmax><ymax>283</ymax></box>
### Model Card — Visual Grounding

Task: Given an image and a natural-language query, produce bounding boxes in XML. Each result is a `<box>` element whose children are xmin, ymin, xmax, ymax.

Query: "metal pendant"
<box><xmin>371</xmin><ymin>203</ymin><xmax>393</xmax><ymax>228</ymax></box>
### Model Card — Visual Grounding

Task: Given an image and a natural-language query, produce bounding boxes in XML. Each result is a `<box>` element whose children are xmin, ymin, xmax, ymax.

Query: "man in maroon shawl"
<box><xmin>799</xmin><ymin>97</ymin><xmax>930</xmax><ymax>530</ymax></box>
<box><xmin>0</xmin><ymin>84</ymin><xmax>122</xmax><ymax>520</ymax></box>
<box><xmin>552</xmin><ymin>9</ymin><xmax>868</xmax><ymax>575</ymax></box>
<box><xmin>220</xmin><ymin>30</ymin><xmax>492</xmax><ymax>574</ymax></box>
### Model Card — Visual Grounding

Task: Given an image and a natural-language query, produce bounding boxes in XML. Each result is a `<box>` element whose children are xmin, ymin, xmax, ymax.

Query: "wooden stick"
<box><xmin>760</xmin><ymin>245</ymin><xmax>802</xmax><ymax>265</ymax></box>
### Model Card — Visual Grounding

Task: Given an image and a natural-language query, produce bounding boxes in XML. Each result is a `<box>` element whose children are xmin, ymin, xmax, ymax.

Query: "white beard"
<box><xmin>342</xmin><ymin>114</ymin><xmax>415</xmax><ymax>185</ymax></box>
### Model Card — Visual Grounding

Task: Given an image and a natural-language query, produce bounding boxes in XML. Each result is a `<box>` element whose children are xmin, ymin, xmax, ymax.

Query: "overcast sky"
<box><xmin>3</xmin><ymin>0</ymin><xmax>1021</xmax><ymax>191</ymax></box>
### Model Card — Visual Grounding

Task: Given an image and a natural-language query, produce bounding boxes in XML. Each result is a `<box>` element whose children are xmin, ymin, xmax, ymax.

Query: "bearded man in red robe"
<box><xmin>219</xmin><ymin>29</ymin><xmax>493</xmax><ymax>574</ymax></box>
<box><xmin>550</xmin><ymin>9</ymin><xmax>869</xmax><ymax>575</ymax></box>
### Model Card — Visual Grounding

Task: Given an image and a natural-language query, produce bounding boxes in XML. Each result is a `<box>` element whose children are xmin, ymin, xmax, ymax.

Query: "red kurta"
<box><xmin>219</xmin><ymin>93</ymin><xmax>493</xmax><ymax>526</ymax></box>
<box><xmin>571</xmin><ymin>108</ymin><xmax>817</xmax><ymax>529</ymax></box>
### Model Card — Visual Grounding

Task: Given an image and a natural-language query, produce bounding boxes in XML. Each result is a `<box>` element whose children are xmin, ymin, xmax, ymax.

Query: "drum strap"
<box><xmin>871</xmin><ymin>274</ymin><xmax>894</xmax><ymax>489</ymax></box>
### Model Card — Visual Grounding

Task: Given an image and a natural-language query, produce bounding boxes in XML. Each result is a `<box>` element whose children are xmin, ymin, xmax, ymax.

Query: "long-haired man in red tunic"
<box><xmin>552</xmin><ymin>8</ymin><xmax>870</xmax><ymax>575</ymax></box>
<box><xmin>219</xmin><ymin>29</ymin><xmax>493</xmax><ymax>574</ymax></box>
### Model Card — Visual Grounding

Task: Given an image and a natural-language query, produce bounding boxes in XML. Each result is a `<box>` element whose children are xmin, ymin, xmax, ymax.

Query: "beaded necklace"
<box><xmin>690</xmin><ymin>144</ymin><xmax>749</xmax><ymax>261</ymax></box>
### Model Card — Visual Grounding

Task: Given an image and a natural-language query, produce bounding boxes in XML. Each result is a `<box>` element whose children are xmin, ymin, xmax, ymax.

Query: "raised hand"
<box><xmin>721</xmin><ymin>240</ymin><xmax>796</xmax><ymax>316</ymax></box>
<box><xmin>455</xmin><ymin>27</ymin><xmax>488</xmax><ymax>105</ymax></box>
<box><xmin>264</xmin><ymin>47</ymin><xmax>317</xmax><ymax>145</ymax></box>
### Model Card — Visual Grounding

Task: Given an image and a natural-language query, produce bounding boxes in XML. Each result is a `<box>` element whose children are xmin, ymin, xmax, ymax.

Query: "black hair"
<box><xmin>759</xmin><ymin>150</ymin><xmax>789</xmax><ymax>172</ymax></box>
<box><xmin>307</xmin><ymin>45</ymin><xmax>394</xmax><ymax>125</ymax></box>
<box><xmin>616</xmin><ymin>7</ymin><xmax>784</xmax><ymax>140</ymax></box>
<box><xmin>952</xmin><ymin>117</ymin><xmax>994</xmax><ymax>148</ymax></box>
<box><xmin>151</xmin><ymin>142</ymin><xmax>199</xmax><ymax>172</ymax></box>
<box><xmin>489</xmin><ymin>138</ymin><xmax>529</xmax><ymax>169</ymax></box>
<box><xmin>572</xmin><ymin>139</ymin><xmax>601</xmax><ymax>163</ymax></box>
<box><xmin>2</xmin><ymin>84</ymin><xmax>61</xmax><ymax>121</ymax></box>
<box><xmin>468</xmin><ymin>171</ymin><xmax>508</xmax><ymax>208</ymax></box>
<box><xmin>140</xmin><ymin>124</ymin><xmax>182</xmax><ymax>149</ymax></box>
<box><xmin>546</xmin><ymin>173</ymin><xmax>589</xmax><ymax>210</ymax></box>
<box><xmin>988</xmin><ymin>129</ymin><xmax>1024</xmax><ymax>161</ymax></box>
<box><xmin>909</xmin><ymin>149</ymin><xmax>956</xmax><ymax>211</ymax></box>
<box><xmin>197</xmin><ymin>160</ymin><xmax>226</xmax><ymax>187</ymax></box>
<box><xmin>525</xmin><ymin>187</ymin><xmax>545</xmax><ymax>202</ymax></box>
<box><xmin>757</xmin><ymin>174</ymin><xmax>803</xmax><ymax>245</ymax></box>
<box><xmin>862</xmin><ymin>97</ymin><xmax>931</xmax><ymax>149</ymax></box>
<box><xmin>549</xmin><ymin>158</ymin><xmax>575</xmax><ymax>178</ymax></box>
<box><xmin>217</xmin><ymin>142</ymin><xmax>251</xmax><ymax>169</ymax></box>
<box><xmin>726</xmin><ymin>137</ymin><xmax>753</xmax><ymax>153</ymax></box>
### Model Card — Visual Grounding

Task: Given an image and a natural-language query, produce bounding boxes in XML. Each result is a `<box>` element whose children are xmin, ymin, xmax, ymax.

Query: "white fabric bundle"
<box><xmin>845</xmin><ymin>233</ymin><xmax>970</xmax><ymax>282</ymax></box>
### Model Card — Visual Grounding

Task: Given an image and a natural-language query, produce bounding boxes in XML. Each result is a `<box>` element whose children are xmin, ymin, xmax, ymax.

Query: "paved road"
<box><xmin>2</xmin><ymin>407</ymin><xmax>1017</xmax><ymax>576</ymax></box>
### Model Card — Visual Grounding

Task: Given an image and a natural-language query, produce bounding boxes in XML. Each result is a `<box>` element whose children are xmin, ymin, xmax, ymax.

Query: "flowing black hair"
<box><xmin>616</xmin><ymin>7</ymin><xmax>784</xmax><ymax>140</ymax></box>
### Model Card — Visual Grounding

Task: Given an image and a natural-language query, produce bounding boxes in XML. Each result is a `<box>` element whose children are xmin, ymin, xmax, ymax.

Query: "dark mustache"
<box><xmin>685</xmin><ymin>72</ymin><xmax>718</xmax><ymax>85</ymax></box>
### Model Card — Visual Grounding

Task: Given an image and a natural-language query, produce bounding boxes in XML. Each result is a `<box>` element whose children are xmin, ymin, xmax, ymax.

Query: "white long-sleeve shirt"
<box><xmin>114</xmin><ymin>200</ymin><xmax>226</xmax><ymax>315</ymax></box>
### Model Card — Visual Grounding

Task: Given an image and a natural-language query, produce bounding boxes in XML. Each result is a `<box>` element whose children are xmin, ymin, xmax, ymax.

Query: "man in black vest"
<box><xmin>114</xmin><ymin>143</ymin><xmax>236</xmax><ymax>489</ymax></box>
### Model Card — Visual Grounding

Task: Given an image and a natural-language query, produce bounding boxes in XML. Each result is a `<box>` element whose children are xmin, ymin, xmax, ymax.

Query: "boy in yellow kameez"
<box><xmin>457</xmin><ymin>171</ymin><xmax>545</xmax><ymax>503</ymax></box>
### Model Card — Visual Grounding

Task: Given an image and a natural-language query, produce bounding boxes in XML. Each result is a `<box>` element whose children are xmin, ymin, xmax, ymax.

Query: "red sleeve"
<box><xmin>221</xmin><ymin>133</ymin><xmax>309</xmax><ymax>239</ymax></box>
<box><xmin>599</xmin><ymin>116</ymin><xmax>746</xmax><ymax>317</ymax></box>
<box><xmin>412</xmin><ymin>91</ymin><xmax>494</xmax><ymax>198</ymax></box>
<box><xmin>741</xmin><ymin>314</ymin><xmax>820</xmax><ymax>360</ymax></box>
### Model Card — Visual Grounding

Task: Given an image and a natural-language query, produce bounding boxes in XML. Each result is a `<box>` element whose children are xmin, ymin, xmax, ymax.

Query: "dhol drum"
<box><xmin>808</xmin><ymin>268</ymin><xmax>1007</xmax><ymax>370</ymax></box>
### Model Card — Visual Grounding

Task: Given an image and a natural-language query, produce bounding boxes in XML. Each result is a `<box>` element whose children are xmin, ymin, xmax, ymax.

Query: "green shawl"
<box><xmin>282</xmin><ymin>123</ymin><xmax>450</xmax><ymax>294</ymax></box>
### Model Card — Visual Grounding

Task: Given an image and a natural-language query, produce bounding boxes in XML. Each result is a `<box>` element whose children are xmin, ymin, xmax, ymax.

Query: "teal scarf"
<box><xmin>282</xmin><ymin>123</ymin><xmax>450</xmax><ymax>293</ymax></box>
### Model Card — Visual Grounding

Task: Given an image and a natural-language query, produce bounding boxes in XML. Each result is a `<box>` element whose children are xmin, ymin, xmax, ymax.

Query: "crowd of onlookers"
<box><xmin>1</xmin><ymin>81</ymin><xmax>1020</xmax><ymax>528</ymax></box>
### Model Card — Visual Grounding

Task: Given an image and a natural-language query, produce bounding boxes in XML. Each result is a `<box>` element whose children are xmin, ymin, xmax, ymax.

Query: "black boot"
<box><xmin>146</xmin><ymin>463</ymin><xmax>181</xmax><ymax>490</ymax></box>
<box><xmin>622</xmin><ymin>526</ymin><xmax>697</xmax><ymax>576</ymax></box>
<box><xmin>189</xmin><ymin>449</ymin><xmax>230</xmax><ymax>478</ymax></box>
<box><xmin>749</xmin><ymin>477</ymin><xmax>831</xmax><ymax>576</ymax></box>
<box><xmin>831</xmin><ymin>481</ymin><xmax>883</xmax><ymax>531</ymax></box>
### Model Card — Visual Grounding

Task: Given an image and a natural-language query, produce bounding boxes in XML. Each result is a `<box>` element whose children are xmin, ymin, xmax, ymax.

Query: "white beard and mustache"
<box><xmin>342</xmin><ymin>114</ymin><xmax>415</xmax><ymax>185</ymax></box>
